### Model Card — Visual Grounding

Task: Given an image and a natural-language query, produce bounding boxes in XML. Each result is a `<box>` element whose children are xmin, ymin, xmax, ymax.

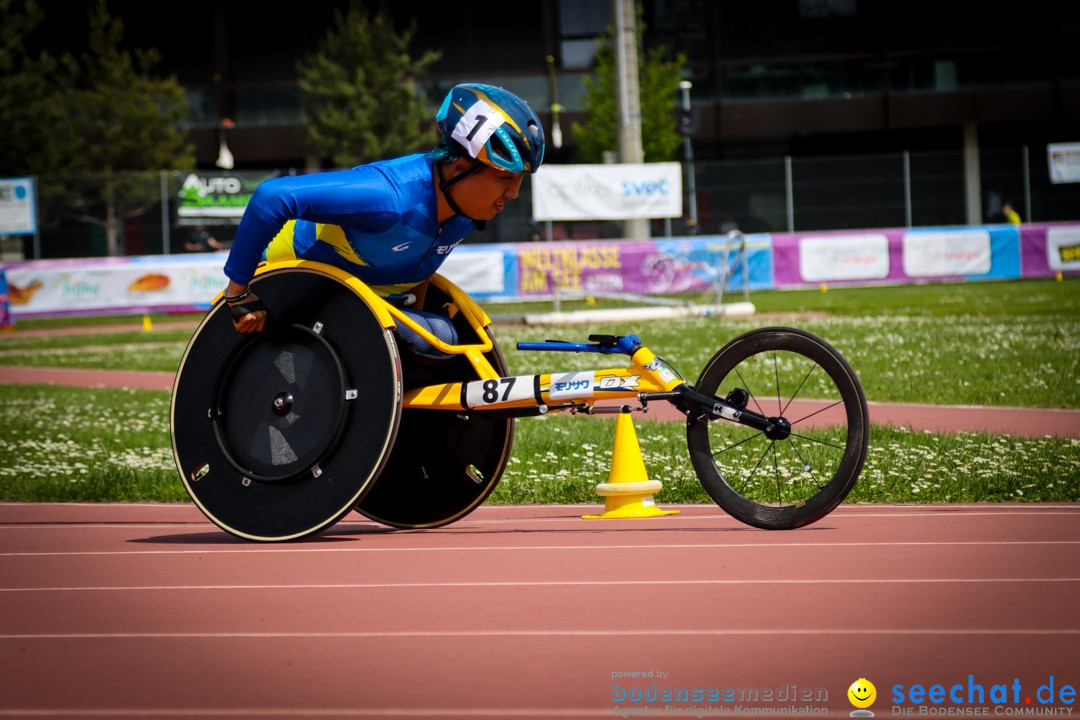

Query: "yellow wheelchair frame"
<box><xmin>178</xmin><ymin>259</ymin><xmax>867</xmax><ymax>540</ymax></box>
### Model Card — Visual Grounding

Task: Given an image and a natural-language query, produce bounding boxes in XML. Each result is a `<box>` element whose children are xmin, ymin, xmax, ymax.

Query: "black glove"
<box><xmin>228</xmin><ymin>297</ymin><xmax>269</xmax><ymax>323</ymax></box>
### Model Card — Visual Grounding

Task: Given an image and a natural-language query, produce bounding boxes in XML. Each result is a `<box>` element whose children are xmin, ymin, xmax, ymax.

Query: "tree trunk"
<box><xmin>104</xmin><ymin>177</ymin><xmax>122</xmax><ymax>256</ymax></box>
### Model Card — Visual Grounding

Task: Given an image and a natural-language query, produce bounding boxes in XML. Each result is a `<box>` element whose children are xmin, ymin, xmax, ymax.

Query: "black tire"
<box><xmin>355</xmin><ymin>293</ymin><xmax>514</xmax><ymax>529</ymax></box>
<box><xmin>687</xmin><ymin>327</ymin><xmax>869</xmax><ymax>529</ymax></box>
<box><xmin>171</xmin><ymin>267</ymin><xmax>402</xmax><ymax>541</ymax></box>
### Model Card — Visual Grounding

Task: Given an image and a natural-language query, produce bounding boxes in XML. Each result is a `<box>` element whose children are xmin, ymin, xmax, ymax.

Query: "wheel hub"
<box><xmin>271</xmin><ymin>391</ymin><xmax>294</xmax><ymax>417</ymax></box>
<box><xmin>764</xmin><ymin>416</ymin><xmax>791</xmax><ymax>440</ymax></box>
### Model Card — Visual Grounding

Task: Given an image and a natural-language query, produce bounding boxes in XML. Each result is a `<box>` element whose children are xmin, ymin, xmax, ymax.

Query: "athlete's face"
<box><xmin>450</xmin><ymin>160</ymin><xmax>524</xmax><ymax>221</ymax></box>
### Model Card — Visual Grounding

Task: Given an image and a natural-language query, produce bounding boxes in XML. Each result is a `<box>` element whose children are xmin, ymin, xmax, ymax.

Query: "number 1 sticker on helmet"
<box><xmin>452</xmin><ymin>100</ymin><xmax>504</xmax><ymax>158</ymax></box>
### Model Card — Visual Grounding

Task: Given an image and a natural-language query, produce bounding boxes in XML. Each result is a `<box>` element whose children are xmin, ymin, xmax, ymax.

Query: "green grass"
<box><xmin>486</xmin><ymin>277</ymin><xmax>1080</xmax><ymax>318</ymax></box>
<box><xmin>4</xmin><ymin>278</ymin><xmax>1077</xmax><ymax>407</ymax></box>
<box><xmin>0</xmin><ymin>385</ymin><xmax>183</xmax><ymax>502</ymax></box>
<box><xmin>490</xmin><ymin>415</ymin><xmax>1080</xmax><ymax>505</ymax></box>
<box><xmin>1</xmin><ymin>279</ymin><xmax>1078</xmax><ymax>506</ymax></box>
<box><xmin>728</xmin><ymin>277</ymin><xmax>1080</xmax><ymax>318</ymax></box>
<box><xmin>8</xmin><ymin>312</ymin><xmax>203</xmax><ymax>330</ymax></box>
<box><xmin>2</xmin><ymin>315</ymin><xmax>1076</xmax><ymax>408</ymax></box>
<box><xmin>2</xmin><ymin>384</ymin><xmax>1076</xmax><ymax>504</ymax></box>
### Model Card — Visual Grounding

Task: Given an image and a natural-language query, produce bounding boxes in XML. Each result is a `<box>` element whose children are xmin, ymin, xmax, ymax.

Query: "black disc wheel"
<box><xmin>687</xmin><ymin>327</ymin><xmax>869</xmax><ymax>530</ymax></box>
<box><xmin>215</xmin><ymin>325</ymin><xmax>347</xmax><ymax>482</ymax></box>
<box><xmin>171</xmin><ymin>266</ymin><xmax>402</xmax><ymax>541</ymax></box>
<box><xmin>356</xmin><ymin>323</ymin><xmax>514</xmax><ymax>530</ymax></box>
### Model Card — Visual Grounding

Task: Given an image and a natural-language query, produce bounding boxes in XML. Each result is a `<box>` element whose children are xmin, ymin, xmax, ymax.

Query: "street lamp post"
<box><xmin>679</xmin><ymin>80</ymin><xmax>698</xmax><ymax>234</ymax></box>
<box><xmin>545</xmin><ymin>55</ymin><xmax>563</xmax><ymax>150</ymax></box>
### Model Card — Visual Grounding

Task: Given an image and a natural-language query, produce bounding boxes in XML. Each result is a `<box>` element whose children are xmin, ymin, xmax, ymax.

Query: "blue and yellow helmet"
<box><xmin>436</xmin><ymin>84</ymin><xmax>545</xmax><ymax>174</ymax></box>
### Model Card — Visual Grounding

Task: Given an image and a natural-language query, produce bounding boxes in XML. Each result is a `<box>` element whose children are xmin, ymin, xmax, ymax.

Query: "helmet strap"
<box><xmin>436</xmin><ymin>160</ymin><xmax>487</xmax><ymax>230</ymax></box>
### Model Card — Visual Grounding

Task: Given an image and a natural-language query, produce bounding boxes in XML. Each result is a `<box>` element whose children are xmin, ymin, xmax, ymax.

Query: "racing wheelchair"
<box><xmin>171</xmin><ymin>260</ymin><xmax>869</xmax><ymax>541</ymax></box>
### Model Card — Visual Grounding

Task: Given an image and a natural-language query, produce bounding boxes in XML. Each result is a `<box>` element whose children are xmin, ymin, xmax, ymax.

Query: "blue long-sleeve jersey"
<box><xmin>223</xmin><ymin>154</ymin><xmax>477</xmax><ymax>293</ymax></box>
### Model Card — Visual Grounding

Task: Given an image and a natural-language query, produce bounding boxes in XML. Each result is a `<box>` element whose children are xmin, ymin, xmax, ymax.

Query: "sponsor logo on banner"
<box><xmin>1047</xmin><ymin>142</ymin><xmax>1080</xmax><ymax>184</ymax></box>
<box><xmin>518</xmin><ymin>244</ymin><xmax>623</xmax><ymax>294</ymax></box>
<box><xmin>0</xmin><ymin>177</ymin><xmax>36</xmax><ymax>235</ymax></box>
<box><xmin>4</xmin><ymin>258</ymin><xmax>228</xmax><ymax>315</ymax></box>
<box><xmin>799</xmin><ymin>234</ymin><xmax>890</xmax><ymax>282</ymax></box>
<box><xmin>177</xmin><ymin>171</ymin><xmax>279</xmax><ymax>224</ymax></box>
<box><xmin>531</xmin><ymin>163</ymin><xmax>682</xmax><ymax>221</ymax></box>
<box><xmin>1047</xmin><ymin>227</ymin><xmax>1080</xmax><ymax>272</ymax></box>
<box><xmin>902</xmin><ymin>230</ymin><xmax>992</xmax><ymax>277</ymax></box>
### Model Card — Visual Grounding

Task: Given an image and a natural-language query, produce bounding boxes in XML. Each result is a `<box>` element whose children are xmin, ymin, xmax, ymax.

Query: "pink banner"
<box><xmin>515</xmin><ymin>240</ymin><xmax>725</xmax><ymax>296</ymax></box>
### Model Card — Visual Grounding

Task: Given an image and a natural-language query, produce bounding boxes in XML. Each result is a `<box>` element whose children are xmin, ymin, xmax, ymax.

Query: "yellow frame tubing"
<box><xmin>401</xmin><ymin>344</ymin><xmax>686</xmax><ymax>413</ymax></box>
<box><xmin>222</xmin><ymin>260</ymin><xmax>685</xmax><ymax>415</ymax></box>
<box><xmin>217</xmin><ymin>261</ymin><xmax>504</xmax><ymax>381</ymax></box>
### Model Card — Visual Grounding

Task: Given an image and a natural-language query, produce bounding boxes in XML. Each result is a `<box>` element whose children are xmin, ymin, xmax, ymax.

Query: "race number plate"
<box><xmin>463</xmin><ymin>374</ymin><xmax>536</xmax><ymax>408</ymax></box>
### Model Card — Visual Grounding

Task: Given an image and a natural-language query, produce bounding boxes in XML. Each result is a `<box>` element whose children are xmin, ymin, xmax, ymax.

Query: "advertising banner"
<box><xmin>514</xmin><ymin>236</ymin><xmax>772</xmax><ymax>297</ymax></box>
<box><xmin>798</xmin><ymin>233</ymin><xmax>890</xmax><ymax>282</ymax></box>
<box><xmin>3</xmin><ymin>255</ymin><xmax>228</xmax><ymax>316</ymax></box>
<box><xmin>0</xmin><ymin>268</ymin><xmax>13</xmax><ymax>329</ymax></box>
<box><xmin>903</xmin><ymin>226</ymin><xmax>1021</xmax><ymax>280</ymax></box>
<box><xmin>177</xmin><ymin>171</ymin><xmax>280</xmax><ymax>225</ymax></box>
<box><xmin>652</xmin><ymin>235</ymin><xmax>774</xmax><ymax>293</ymax></box>
<box><xmin>773</xmin><ymin>226</ymin><xmax>1020</xmax><ymax>287</ymax></box>
<box><xmin>7</xmin><ymin>221</ymin><xmax>1065</xmax><ymax>318</ymax></box>
<box><xmin>531</xmin><ymin>163</ymin><xmax>683</xmax><ymax>221</ymax></box>
<box><xmin>439</xmin><ymin>245</ymin><xmax>513</xmax><ymax>297</ymax></box>
<box><xmin>1018</xmin><ymin>224</ymin><xmax>1080</xmax><ymax>277</ymax></box>
<box><xmin>1047</xmin><ymin>142</ymin><xmax>1080</xmax><ymax>184</ymax></box>
<box><xmin>1045</xmin><ymin>225</ymin><xmax>1080</xmax><ymax>272</ymax></box>
<box><xmin>902</xmin><ymin>229</ymin><xmax>993</xmax><ymax>277</ymax></box>
<box><xmin>0</xmin><ymin>177</ymin><xmax>37</xmax><ymax>236</ymax></box>
<box><xmin>516</xmin><ymin>241</ymin><xmax>632</xmax><ymax>296</ymax></box>
<box><xmin>773</xmin><ymin>230</ymin><xmax>904</xmax><ymax>287</ymax></box>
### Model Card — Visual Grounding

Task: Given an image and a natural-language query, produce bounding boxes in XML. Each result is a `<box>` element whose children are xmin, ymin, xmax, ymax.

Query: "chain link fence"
<box><xmin>7</xmin><ymin>146</ymin><xmax>1078</xmax><ymax>260</ymax></box>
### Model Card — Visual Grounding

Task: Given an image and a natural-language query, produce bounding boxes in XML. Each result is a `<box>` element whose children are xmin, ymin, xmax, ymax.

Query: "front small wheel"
<box><xmin>687</xmin><ymin>327</ymin><xmax>869</xmax><ymax>529</ymax></box>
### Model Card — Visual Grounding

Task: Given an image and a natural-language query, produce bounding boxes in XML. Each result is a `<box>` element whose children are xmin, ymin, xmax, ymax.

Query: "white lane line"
<box><xmin>1</xmin><ymin>578</ymin><xmax>1077</xmax><ymax>593</ymax></box>
<box><xmin>0</xmin><ymin>628</ymin><xmax>1076</xmax><ymax>640</ymax></box>
<box><xmin>0</xmin><ymin>524</ymin><xmax>218</xmax><ymax>530</ymax></box>
<box><xmin>1</xmin><ymin>510</ymin><xmax>1078</xmax><ymax>530</ymax></box>
<box><xmin>0</xmin><ymin>709</ymin><xmax>608</xmax><ymax>718</ymax></box>
<box><xmin>0</xmin><ymin>502</ymin><xmax>1076</xmax><ymax>511</ymax></box>
<box><xmin>1</xmin><ymin>540</ymin><xmax>1078</xmax><ymax>558</ymax></box>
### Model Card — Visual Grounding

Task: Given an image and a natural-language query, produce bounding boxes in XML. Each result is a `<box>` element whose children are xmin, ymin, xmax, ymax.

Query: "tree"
<box><xmin>297</xmin><ymin>1</ymin><xmax>441</xmax><ymax>169</ymax></box>
<box><xmin>48</xmin><ymin>0</ymin><xmax>194</xmax><ymax>256</ymax></box>
<box><xmin>0</xmin><ymin>0</ymin><xmax>66</xmax><ymax>176</ymax></box>
<box><xmin>571</xmin><ymin>10</ymin><xmax>686</xmax><ymax>164</ymax></box>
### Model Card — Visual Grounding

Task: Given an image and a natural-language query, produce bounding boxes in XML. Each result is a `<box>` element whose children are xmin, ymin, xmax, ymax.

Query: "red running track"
<box><xmin>0</xmin><ymin>502</ymin><xmax>1078</xmax><ymax>718</ymax></box>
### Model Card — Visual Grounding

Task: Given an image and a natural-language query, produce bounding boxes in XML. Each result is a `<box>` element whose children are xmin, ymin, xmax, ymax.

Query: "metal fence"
<box><xmin>7</xmin><ymin>146</ymin><xmax>1078</xmax><ymax>261</ymax></box>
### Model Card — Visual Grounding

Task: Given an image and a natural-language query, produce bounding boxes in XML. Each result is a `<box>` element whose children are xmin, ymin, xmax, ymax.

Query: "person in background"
<box><xmin>183</xmin><ymin>224</ymin><xmax>226</xmax><ymax>252</ymax></box>
<box><xmin>1002</xmin><ymin>202</ymin><xmax>1022</xmax><ymax>225</ymax></box>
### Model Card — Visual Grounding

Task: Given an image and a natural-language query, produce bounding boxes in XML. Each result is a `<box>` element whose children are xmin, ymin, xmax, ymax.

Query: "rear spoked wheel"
<box><xmin>687</xmin><ymin>327</ymin><xmax>869</xmax><ymax>529</ymax></box>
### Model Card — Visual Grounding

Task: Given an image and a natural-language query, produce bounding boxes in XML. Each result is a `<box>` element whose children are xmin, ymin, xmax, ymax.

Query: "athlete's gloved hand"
<box><xmin>228</xmin><ymin>294</ymin><xmax>268</xmax><ymax>333</ymax></box>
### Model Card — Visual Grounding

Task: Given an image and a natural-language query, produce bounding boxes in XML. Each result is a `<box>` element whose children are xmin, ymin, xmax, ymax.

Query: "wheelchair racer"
<box><xmin>220</xmin><ymin>83</ymin><xmax>545</xmax><ymax>357</ymax></box>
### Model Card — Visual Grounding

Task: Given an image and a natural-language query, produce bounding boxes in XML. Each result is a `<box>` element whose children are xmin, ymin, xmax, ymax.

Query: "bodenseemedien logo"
<box><xmin>848</xmin><ymin>678</ymin><xmax>877</xmax><ymax>717</ymax></box>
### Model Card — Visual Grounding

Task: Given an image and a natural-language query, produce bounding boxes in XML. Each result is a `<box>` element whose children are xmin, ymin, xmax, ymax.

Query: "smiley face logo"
<box><xmin>847</xmin><ymin>678</ymin><xmax>877</xmax><ymax>709</ymax></box>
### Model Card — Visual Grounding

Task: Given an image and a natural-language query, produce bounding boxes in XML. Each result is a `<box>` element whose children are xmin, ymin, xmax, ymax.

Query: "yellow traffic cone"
<box><xmin>583</xmin><ymin>412</ymin><xmax>679</xmax><ymax>520</ymax></box>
